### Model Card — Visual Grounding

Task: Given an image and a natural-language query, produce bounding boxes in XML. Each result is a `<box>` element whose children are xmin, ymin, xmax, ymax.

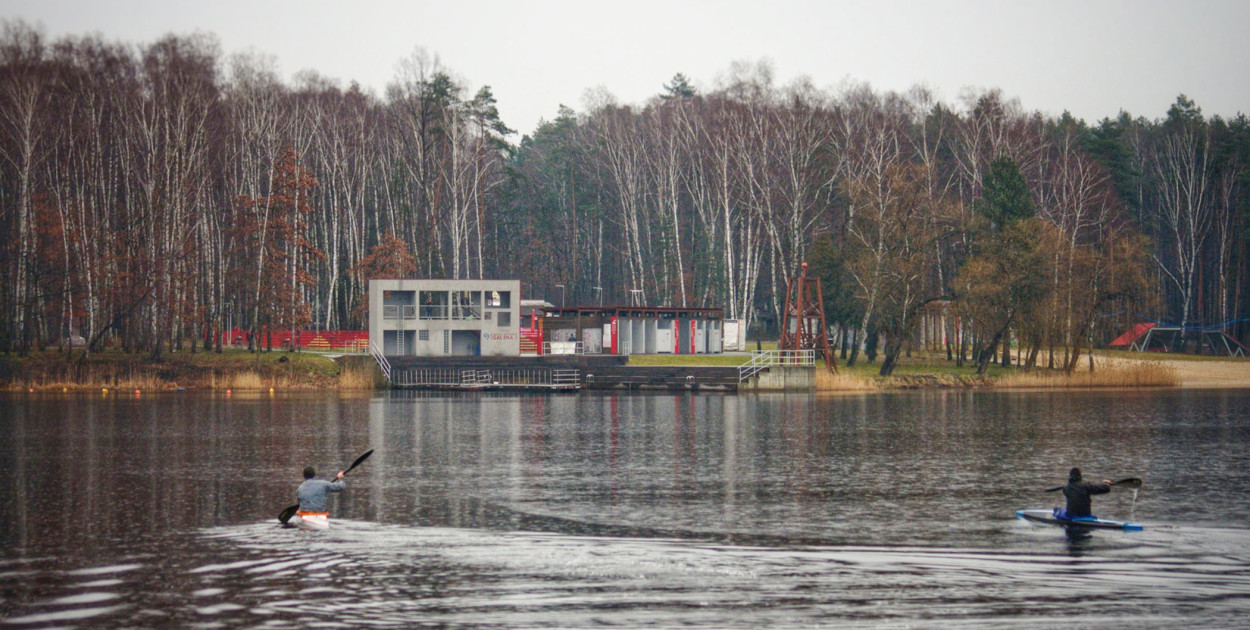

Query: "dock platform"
<box><xmin>384</xmin><ymin>356</ymin><xmax>742</xmax><ymax>392</ymax></box>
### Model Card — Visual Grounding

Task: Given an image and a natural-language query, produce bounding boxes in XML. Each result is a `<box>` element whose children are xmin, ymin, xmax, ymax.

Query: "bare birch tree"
<box><xmin>0</xmin><ymin>21</ymin><xmax>50</xmax><ymax>353</ymax></box>
<box><xmin>1151</xmin><ymin>96</ymin><xmax>1214</xmax><ymax>336</ymax></box>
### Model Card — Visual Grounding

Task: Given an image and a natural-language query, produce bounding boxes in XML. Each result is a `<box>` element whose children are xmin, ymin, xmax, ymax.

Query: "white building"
<box><xmin>541</xmin><ymin>306</ymin><xmax>724</xmax><ymax>355</ymax></box>
<box><xmin>369</xmin><ymin>279</ymin><xmax>522</xmax><ymax>357</ymax></box>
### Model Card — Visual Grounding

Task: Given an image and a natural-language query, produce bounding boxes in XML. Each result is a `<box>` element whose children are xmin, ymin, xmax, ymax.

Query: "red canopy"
<box><xmin>1108</xmin><ymin>322</ymin><xmax>1155</xmax><ymax>347</ymax></box>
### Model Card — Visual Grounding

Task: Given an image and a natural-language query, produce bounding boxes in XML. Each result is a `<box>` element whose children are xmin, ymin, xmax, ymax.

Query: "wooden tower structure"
<box><xmin>779</xmin><ymin>262</ymin><xmax>837</xmax><ymax>373</ymax></box>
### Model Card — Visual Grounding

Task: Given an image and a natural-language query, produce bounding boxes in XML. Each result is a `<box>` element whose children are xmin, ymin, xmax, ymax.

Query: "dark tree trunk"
<box><xmin>976</xmin><ymin>330</ymin><xmax>1003</xmax><ymax>375</ymax></box>
<box><xmin>847</xmin><ymin>327</ymin><xmax>860</xmax><ymax>367</ymax></box>
<box><xmin>880</xmin><ymin>335</ymin><xmax>905</xmax><ymax>376</ymax></box>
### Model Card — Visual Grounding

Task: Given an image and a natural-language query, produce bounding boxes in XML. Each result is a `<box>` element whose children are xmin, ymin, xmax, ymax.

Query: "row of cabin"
<box><xmin>368</xmin><ymin>279</ymin><xmax>726</xmax><ymax>358</ymax></box>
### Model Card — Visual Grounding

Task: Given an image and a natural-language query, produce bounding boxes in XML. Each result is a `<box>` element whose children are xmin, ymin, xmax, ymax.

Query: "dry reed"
<box><xmin>8</xmin><ymin>364</ymin><xmax>175</xmax><ymax>392</ymax></box>
<box><xmin>228</xmin><ymin>371</ymin><xmax>266</xmax><ymax>390</ymax></box>
<box><xmin>336</xmin><ymin>364</ymin><xmax>379</xmax><ymax>390</ymax></box>
<box><xmin>995</xmin><ymin>362</ymin><xmax>1179</xmax><ymax>389</ymax></box>
<box><xmin>5</xmin><ymin>350</ymin><xmax>378</xmax><ymax>391</ymax></box>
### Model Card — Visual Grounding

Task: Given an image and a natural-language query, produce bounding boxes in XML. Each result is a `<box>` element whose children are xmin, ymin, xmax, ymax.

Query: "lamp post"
<box><xmin>593</xmin><ymin>286</ymin><xmax>603</xmax><ymax>307</ymax></box>
<box><xmin>555</xmin><ymin>284</ymin><xmax>566</xmax><ymax>308</ymax></box>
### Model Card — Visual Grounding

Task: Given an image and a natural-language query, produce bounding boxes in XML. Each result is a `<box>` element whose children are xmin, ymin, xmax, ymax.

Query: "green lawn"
<box><xmin>627</xmin><ymin>354</ymin><xmax>752</xmax><ymax>367</ymax></box>
<box><xmin>627</xmin><ymin>349</ymin><xmax>1011</xmax><ymax>379</ymax></box>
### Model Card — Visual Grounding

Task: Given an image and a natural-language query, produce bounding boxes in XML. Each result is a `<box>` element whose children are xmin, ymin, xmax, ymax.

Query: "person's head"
<box><xmin>304</xmin><ymin>466</ymin><xmax>316</xmax><ymax>479</ymax></box>
<box><xmin>1069</xmin><ymin>467</ymin><xmax>1082</xmax><ymax>483</ymax></box>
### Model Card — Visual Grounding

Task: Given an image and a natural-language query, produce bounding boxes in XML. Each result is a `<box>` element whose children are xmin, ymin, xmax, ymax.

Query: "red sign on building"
<box><xmin>610</xmin><ymin>317</ymin><xmax>618</xmax><ymax>354</ymax></box>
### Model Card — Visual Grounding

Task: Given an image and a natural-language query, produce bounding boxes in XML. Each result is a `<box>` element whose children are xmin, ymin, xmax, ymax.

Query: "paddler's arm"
<box><xmin>329</xmin><ymin>470</ymin><xmax>346</xmax><ymax>492</ymax></box>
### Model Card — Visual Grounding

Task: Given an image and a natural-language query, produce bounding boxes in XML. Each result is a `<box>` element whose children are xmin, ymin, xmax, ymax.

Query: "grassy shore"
<box><xmin>630</xmin><ymin>350</ymin><xmax>1186</xmax><ymax>391</ymax></box>
<box><xmin>1</xmin><ymin>346</ymin><xmax>1215</xmax><ymax>393</ymax></box>
<box><xmin>0</xmin><ymin>349</ymin><xmax>383</xmax><ymax>392</ymax></box>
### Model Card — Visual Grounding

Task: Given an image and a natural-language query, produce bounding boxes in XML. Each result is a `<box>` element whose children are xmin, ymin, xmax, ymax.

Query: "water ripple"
<box><xmin>157</xmin><ymin>520</ymin><xmax>1250</xmax><ymax>628</ymax></box>
<box><xmin>65</xmin><ymin>563</ymin><xmax>143</xmax><ymax>576</ymax></box>
<box><xmin>2</xmin><ymin>604</ymin><xmax>129</xmax><ymax>625</ymax></box>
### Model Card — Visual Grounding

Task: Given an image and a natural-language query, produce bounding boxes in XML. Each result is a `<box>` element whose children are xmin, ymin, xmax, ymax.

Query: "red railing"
<box><xmin>221</xmin><ymin>328</ymin><xmax>369</xmax><ymax>352</ymax></box>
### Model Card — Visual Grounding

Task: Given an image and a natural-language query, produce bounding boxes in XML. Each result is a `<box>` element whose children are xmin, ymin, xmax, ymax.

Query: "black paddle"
<box><xmin>1045</xmin><ymin>477</ymin><xmax>1142</xmax><ymax>492</ymax></box>
<box><xmin>278</xmin><ymin>449</ymin><xmax>374</xmax><ymax>525</ymax></box>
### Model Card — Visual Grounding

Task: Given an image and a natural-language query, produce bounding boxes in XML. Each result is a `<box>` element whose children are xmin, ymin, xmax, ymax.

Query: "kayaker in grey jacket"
<box><xmin>297</xmin><ymin>465</ymin><xmax>345</xmax><ymax>513</ymax></box>
<box><xmin>1061</xmin><ymin>467</ymin><xmax>1111</xmax><ymax>518</ymax></box>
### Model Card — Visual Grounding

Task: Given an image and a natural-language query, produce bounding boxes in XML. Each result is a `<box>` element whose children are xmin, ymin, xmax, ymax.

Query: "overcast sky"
<box><xmin>3</xmin><ymin>0</ymin><xmax>1248</xmax><ymax>136</ymax></box>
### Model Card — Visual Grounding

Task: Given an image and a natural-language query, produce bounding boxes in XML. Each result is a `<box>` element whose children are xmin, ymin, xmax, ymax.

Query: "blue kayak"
<box><xmin>1017</xmin><ymin>509</ymin><xmax>1143</xmax><ymax>532</ymax></box>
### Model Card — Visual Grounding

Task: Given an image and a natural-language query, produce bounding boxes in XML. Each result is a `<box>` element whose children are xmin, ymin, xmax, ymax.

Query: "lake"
<box><xmin>2</xmin><ymin>389</ymin><xmax>1250</xmax><ymax>627</ymax></box>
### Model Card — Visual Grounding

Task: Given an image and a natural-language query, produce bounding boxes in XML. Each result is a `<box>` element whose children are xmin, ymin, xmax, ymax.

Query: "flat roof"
<box><xmin>371</xmin><ymin>277</ymin><xmax>521</xmax><ymax>282</ymax></box>
<box><xmin>543</xmin><ymin>306</ymin><xmax>723</xmax><ymax>318</ymax></box>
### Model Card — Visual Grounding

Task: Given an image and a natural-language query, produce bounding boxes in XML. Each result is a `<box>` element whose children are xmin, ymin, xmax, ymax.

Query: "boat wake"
<box><xmin>6</xmin><ymin>519</ymin><xmax>1250</xmax><ymax>628</ymax></box>
<box><xmin>176</xmin><ymin>519</ymin><xmax>1250</xmax><ymax>628</ymax></box>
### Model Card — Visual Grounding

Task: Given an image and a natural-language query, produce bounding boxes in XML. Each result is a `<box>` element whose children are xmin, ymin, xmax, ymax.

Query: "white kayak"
<box><xmin>290</xmin><ymin>511</ymin><xmax>330</xmax><ymax>531</ymax></box>
<box><xmin>1017</xmin><ymin>509</ymin><xmax>1143</xmax><ymax>531</ymax></box>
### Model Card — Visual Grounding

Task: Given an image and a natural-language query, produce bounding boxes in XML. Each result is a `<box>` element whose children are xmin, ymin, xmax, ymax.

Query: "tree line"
<box><xmin>2</xmin><ymin>24</ymin><xmax>1247</xmax><ymax>372</ymax></box>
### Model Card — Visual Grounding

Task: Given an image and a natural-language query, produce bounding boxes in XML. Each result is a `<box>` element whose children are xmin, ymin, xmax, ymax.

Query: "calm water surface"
<box><xmin>2</xmin><ymin>389</ymin><xmax>1250</xmax><ymax>627</ymax></box>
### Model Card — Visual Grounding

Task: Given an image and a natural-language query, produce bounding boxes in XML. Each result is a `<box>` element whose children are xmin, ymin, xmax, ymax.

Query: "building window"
<box><xmin>443</xmin><ymin>330</ymin><xmax>450</xmax><ymax>354</ymax></box>
<box><xmin>418</xmin><ymin>330</ymin><xmax>429</xmax><ymax>341</ymax></box>
<box><xmin>488</xmin><ymin>290</ymin><xmax>511</xmax><ymax>308</ymax></box>
<box><xmin>497</xmin><ymin>312</ymin><xmax>512</xmax><ymax>327</ymax></box>
<box><xmin>451</xmin><ymin>291</ymin><xmax>482</xmax><ymax>319</ymax></box>
<box><xmin>420</xmin><ymin>291</ymin><xmax>448</xmax><ymax>319</ymax></box>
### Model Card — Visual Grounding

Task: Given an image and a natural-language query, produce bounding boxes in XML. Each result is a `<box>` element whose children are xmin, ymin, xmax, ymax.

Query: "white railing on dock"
<box><xmin>737</xmin><ymin>349</ymin><xmax>816</xmax><ymax>382</ymax></box>
<box><xmin>370</xmin><ymin>339</ymin><xmax>392</xmax><ymax>382</ymax></box>
<box><xmin>393</xmin><ymin>366</ymin><xmax>581</xmax><ymax>389</ymax></box>
<box><xmin>396</xmin><ymin>368</ymin><xmax>459</xmax><ymax>386</ymax></box>
<box><xmin>552</xmin><ymin>369</ymin><xmax>581</xmax><ymax>387</ymax></box>
<box><xmin>461</xmin><ymin>369</ymin><xmax>495</xmax><ymax>385</ymax></box>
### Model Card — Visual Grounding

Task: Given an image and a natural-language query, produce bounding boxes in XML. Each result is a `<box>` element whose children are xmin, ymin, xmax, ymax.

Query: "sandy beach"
<box><xmin>1095</xmin><ymin>353</ymin><xmax>1250</xmax><ymax>389</ymax></box>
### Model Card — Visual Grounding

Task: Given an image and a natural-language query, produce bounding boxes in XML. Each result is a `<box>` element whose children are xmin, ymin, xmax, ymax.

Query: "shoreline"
<box><xmin>0</xmin><ymin>350</ymin><xmax>382</xmax><ymax>392</ymax></box>
<box><xmin>1</xmin><ymin>350</ymin><xmax>1245</xmax><ymax>393</ymax></box>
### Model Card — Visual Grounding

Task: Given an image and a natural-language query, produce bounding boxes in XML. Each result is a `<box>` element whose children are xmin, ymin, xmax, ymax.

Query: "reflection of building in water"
<box><xmin>368</xmin><ymin>392</ymin><xmax>556</xmax><ymax>481</ymax></box>
<box><xmin>368</xmin><ymin>393</ymin><xmax>737</xmax><ymax>496</ymax></box>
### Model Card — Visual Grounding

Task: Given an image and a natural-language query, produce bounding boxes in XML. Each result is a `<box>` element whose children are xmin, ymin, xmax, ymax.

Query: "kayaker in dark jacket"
<box><xmin>297</xmin><ymin>465</ymin><xmax>345</xmax><ymax>513</ymax></box>
<box><xmin>1061</xmin><ymin>467</ymin><xmax>1111</xmax><ymax>518</ymax></box>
